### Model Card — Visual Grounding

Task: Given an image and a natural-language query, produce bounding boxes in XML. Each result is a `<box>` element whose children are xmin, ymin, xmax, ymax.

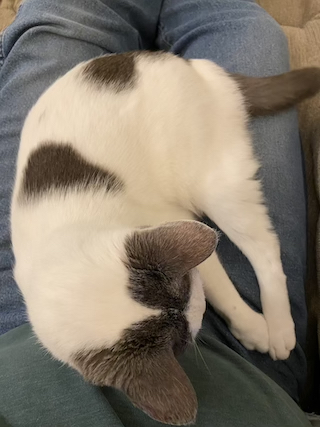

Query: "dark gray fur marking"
<box><xmin>20</xmin><ymin>143</ymin><xmax>123</xmax><ymax>201</ymax></box>
<box><xmin>232</xmin><ymin>67</ymin><xmax>320</xmax><ymax>116</ymax></box>
<box><xmin>124</xmin><ymin>221</ymin><xmax>217</xmax><ymax>276</ymax></box>
<box><xmin>83</xmin><ymin>52</ymin><xmax>137</xmax><ymax>91</ymax></box>
<box><xmin>128</xmin><ymin>268</ymin><xmax>191</xmax><ymax>312</ymax></box>
<box><xmin>124</xmin><ymin>221</ymin><xmax>216</xmax><ymax>311</ymax></box>
<box><xmin>73</xmin><ymin>313</ymin><xmax>191</xmax><ymax>383</ymax></box>
<box><xmin>83</xmin><ymin>51</ymin><xmax>173</xmax><ymax>92</ymax></box>
<box><xmin>124</xmin><ymin>231</ymin><xmax>192</xmax><ymax>312</ymax></box>
<box><xmin>72</xmin><ymin>314</ymin><xmax>196</xmax><ymax>425</ymax></box>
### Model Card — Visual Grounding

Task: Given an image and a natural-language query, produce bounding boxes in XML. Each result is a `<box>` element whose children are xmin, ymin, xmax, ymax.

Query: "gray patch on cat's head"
<box><xmin>122</xmin><ymin>221</ymin><xmax>217</xmax><ymax>351</ymax></box>
<box><xmin>19</xmin><ymin>143</ymin><xmax>123</xmax><ymax>202</ymax></box>
<box><xmin>72</xmin><ymin>221</ymin><xmax>217</xmax><ymax>425</ymax></box>
<box><xmin>72</xmin><ymin>314</ymin><xmax>197</xmax><ymax>425</ymax></box>
<box><xmin>122</xmin><ymin>220</ymin><xmax>217</xmax><ymax>347</ymax></box>
<box><xmin>123</xmin><ymin>221</ymin><xmax>217</xmax><ymax>312</ymax></box>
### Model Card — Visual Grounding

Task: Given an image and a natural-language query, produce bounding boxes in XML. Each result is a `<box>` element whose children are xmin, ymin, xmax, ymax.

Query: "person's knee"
<box><xmin>187</xmin><ymin>1</ymin><xmax>290</xmax><ymax>77</ymax></box>
<box><xmin>237</xmin><ymin>11</ymin><xmax>290</xmax><ymax>76</ymax></box>
<box><xmin>2</xmin><ymin>0</ymin><xmax>141</xmax><ymax>59</ymax></box>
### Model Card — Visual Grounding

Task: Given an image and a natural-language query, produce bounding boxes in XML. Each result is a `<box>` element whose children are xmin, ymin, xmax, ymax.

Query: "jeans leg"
<box><xmin>0</xmin><ymin>0</ymin><xmax>162</xmax><ymax>335</ymax></box>
<box><xmin>158</xmin><ymin>0</ymin><xmax>307</xmax><ymax>402</ymax></box>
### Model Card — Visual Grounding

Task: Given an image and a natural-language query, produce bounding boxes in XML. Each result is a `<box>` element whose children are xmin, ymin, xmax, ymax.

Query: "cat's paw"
<box><xmin>230</xmin><ymin>311</ymin><xmax>269</xmax><ymax>353</ymax></box>
<box><xmin>267</xmin><ymin>316</ymin><xmax>296</xmax><ymax>360</ymax></box>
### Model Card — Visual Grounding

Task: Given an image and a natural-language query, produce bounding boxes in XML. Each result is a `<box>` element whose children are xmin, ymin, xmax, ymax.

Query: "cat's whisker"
<box><xmin>193</xmin><ymin>339</ymin><xmax>212</xmax><ymax>377</ymax></box>
<box><xmin>193</xmin><ymin>339</ymin><xmax>199</xmax><ymax>368</ymax></box>
<box><xmin>197</xmin><ymin>336</ymin><xmax>207</xmax><ymax>347</ymax></box>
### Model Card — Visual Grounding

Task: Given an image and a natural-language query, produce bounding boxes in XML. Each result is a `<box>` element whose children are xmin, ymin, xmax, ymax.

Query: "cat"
<box><xmin>11</xmin><ymin>51</ymin><xmax>320</xmax><ymax>425</ymax></box>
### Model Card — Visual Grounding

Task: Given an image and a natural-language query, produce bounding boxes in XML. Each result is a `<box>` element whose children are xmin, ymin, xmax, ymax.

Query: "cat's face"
<box><xmin>67</xmin><ymin>220</ymin><xmax>217</xmax><ymax>425</ymax></box>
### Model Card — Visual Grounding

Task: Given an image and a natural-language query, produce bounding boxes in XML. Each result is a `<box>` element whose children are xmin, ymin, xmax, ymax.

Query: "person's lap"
<box><xmin>0</xmin><ymin>0</ymin><xmax>307</xmax><ymax>413</ymax></box>
<box><xmin>0</xmin><ymin>323</ymin><xmax>311</xmax><ymax>427</ymax></box>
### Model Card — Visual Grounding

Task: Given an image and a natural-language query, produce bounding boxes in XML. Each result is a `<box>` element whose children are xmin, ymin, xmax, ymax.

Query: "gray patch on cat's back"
<box><xmin>19</xmin><ymin>143</ymin><xmax>123</xmax><ymax>201</ymax></box>
<box><xmin>83</xmin><ymin>52</ymin><xmax>137</xmax><ymax>91</ymax></box>
<box><xmin>82</xmin><ymin>51</ymin><xmax>172</xmax><ymax>91</ymax></box>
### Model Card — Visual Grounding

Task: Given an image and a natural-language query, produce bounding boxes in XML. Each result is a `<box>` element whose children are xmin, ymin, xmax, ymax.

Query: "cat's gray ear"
<box><xmin>125</xmin><ymin>220</ymin><xmax>218</xmax><ymax>276</ymax></box>
<box><xmin>73</xmin><ymin>347</ymin><xmax>197</xmax><ymax>425</ymax></box>
<box><xmin>122</xmin><ymin>348</ymin><xmax>197</xmax><ymax>425</ymax></box>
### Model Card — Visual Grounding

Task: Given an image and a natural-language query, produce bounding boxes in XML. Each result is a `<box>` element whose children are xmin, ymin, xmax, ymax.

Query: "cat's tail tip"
<box><xmin>232</xmin><ymin>67</ymin><xmax>320</xmax><ymax>117</ymax></box>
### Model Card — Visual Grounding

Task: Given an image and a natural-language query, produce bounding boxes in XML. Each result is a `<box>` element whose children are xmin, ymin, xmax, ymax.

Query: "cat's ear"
<box><xmin>125</xmin><ymin>220</ymin><xmax>218</xmax><ymax>276</ymax></box>
<box><xmin>122</xmin><ymin>348</ymin><xmax>197</xmax><ymax>425</ymax></box>
<box><xmin>73</xmin><ymin>346</ymin><xmax>197</xmax><ymax>425</ymax></box>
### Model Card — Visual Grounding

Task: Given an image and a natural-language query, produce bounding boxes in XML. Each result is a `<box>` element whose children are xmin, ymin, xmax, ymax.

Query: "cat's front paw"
<box><xmin>267</xmin><ymin>316</ymin><xmax>296</xmax><ymax>360</ymax></box>
<box><xmin>230</xmin><ymin>311</ymin><xmax>269</xmax><ymax>353</ymax></box>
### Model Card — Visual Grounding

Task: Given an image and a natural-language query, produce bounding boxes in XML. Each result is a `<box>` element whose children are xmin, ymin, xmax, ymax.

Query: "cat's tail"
<box><xmin>232</xmin><ymin>67</ymin><xmax>320</xmax><ymax>116</ymax></box>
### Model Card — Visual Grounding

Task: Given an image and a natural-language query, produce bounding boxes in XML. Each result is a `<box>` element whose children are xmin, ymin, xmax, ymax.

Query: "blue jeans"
<box><xmin>0</xmin><ymin>0</ymin><xmax>307</xmax><ymax>403</ymax></box>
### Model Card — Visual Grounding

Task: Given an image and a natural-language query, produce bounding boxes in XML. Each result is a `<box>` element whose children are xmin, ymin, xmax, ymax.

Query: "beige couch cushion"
<box><xmin>0</xmin><ymin>0</ymin><xmax>22</xmax><ymax>33</ymax></box>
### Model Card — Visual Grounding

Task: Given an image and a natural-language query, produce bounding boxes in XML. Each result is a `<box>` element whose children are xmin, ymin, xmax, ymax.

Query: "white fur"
<box><xmin>11</xmin><ymin>53</ymin><xmax>295</xmax><ymax>364</ymax></box>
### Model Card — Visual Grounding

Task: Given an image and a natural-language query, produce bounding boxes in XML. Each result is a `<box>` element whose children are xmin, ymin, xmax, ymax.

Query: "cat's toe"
<box><xmin>268</xmin><ymin>320</ymin><xmax>296</xmax><ymax>360</ymax></box>
<box><xmin>269</xmin><ymin>344</ymin><xmax>290</xmax><ymax>361</ymax></box>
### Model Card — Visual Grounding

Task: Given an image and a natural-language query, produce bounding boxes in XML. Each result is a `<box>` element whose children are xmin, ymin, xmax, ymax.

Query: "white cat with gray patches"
<box><xmin>11</xmin><ymin>51</ymin><xmax>320</xmax><ymax>425</ymax></box>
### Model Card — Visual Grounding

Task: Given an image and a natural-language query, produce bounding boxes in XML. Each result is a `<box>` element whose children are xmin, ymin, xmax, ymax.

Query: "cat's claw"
<box><xmin>230</xmin><ymin>311</ymin><xmax>269</xmax><ymax>353</ymax></box>
<box><xmin>268</xmin><ymin>317</ymin><xmax>296</xmax><ymax>360</ymax></box>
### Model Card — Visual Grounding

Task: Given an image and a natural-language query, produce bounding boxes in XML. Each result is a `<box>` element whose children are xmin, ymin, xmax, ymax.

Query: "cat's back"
<box><xmin>17</xmin><ymin>53</ymin><xmax>191</xmax><ymax>173</ymax></box>
<box><xmin>11</xmin><ymin>51</ymin><xmax>248</xmax><ymax>286</ymax></box>
<box><xmin>17</xmin><ymin>52</ymin><xmax>239</xmax><ymax>182</ymax></box>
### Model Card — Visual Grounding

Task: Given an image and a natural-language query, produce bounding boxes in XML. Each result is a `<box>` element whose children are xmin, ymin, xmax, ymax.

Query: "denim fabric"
<box><xmin>0</xmin><ymin>0</ymin><xmax>307</xmax><ymax>403</ymax></box>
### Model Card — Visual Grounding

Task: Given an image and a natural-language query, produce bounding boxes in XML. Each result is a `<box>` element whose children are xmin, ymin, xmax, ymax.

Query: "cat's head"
<box><xmin>66</xmin><ymin>220</ymin><xmax>217</xmax><ymax>425</ymax></box>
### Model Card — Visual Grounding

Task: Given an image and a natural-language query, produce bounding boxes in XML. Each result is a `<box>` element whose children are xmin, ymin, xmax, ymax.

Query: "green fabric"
<box><xmin>0</xmin><ymin>324</ymin><xmax>311</xmax><ymax>427</ymax></box>
<box><xmin>0</xmin><ymin>415</ymin><xmax>12</xmax><ymax>427</ymax></box>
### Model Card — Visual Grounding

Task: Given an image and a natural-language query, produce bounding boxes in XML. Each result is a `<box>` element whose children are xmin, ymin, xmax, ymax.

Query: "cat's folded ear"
<box><xmin>73</xmin><ymin>346</ymin><xmax>197</xmax><ymax>425</ymax></box>
<box><xmin>119</xmin><ymin>348</ymin><xmax>198</xmax><ymax>426</ymax></box>
<box><xmin>125</xmin><ymin>220</ymin><xmax>218</xmax><ymax>277</ymax></box>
